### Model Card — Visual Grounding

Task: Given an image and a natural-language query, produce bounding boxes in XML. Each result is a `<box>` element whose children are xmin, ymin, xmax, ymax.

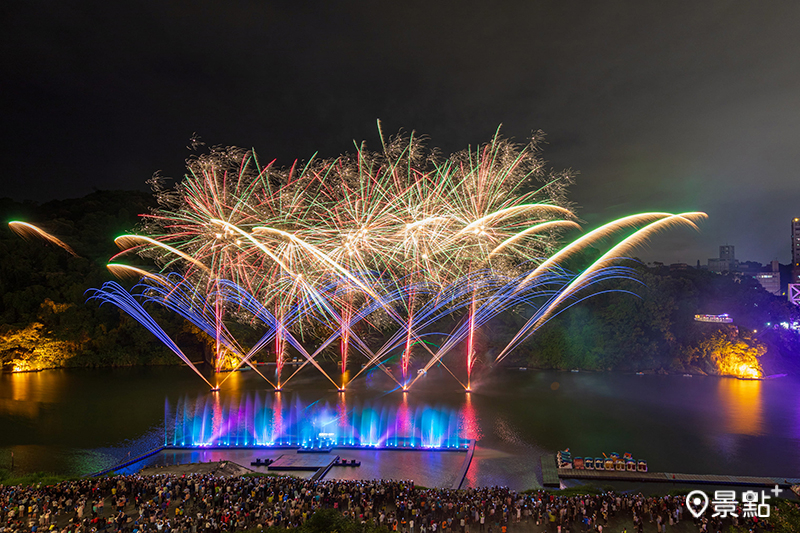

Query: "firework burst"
<box><xmin>98</xmin><ymin>126</ymin><xmax>706</xmax><ymax>391</ymax></box>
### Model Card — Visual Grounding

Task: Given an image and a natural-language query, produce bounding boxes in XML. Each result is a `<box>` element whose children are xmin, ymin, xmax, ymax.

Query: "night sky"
<box><xmin>3</xmin><ymin>1</ymin><xmax>799</xmax><ymax>264</ymax></box>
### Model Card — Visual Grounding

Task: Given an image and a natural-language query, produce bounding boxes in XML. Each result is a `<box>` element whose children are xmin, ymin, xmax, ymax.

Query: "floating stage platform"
<box><xmin>163</xmin><ymin>443</ymin><xmax>470</xmax><ymax>452</ymax></box>
<box><xmin>267</xmin><ymin>453</ymin><xmax>341</xmax><ymax>481</ymax></box>
<box><xmin>93</xmin><ymin>440</ymin><xmax>475</xmax><ymax>489</ymax></box>
<box><xmin>556</xmin><ymin>467</ymin><xmax>800</xmax><ymax>488</ymax></box>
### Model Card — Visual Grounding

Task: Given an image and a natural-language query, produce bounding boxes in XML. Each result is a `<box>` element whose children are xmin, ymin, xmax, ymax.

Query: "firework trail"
<box><xmin>86</xmin><ymin>281</ymin><xmax>214</xmax><ymax>388</ymax></box>
<box><xmin>107</xmin><ymin>263</ymin><xmax>162</xmax><ymax>283</ymax></box>
<box><xmin>9</xmin><ymin>221</ymin><xmax>79</xmax><ymax>257</ymax></box>
<box><xmin>494</xmin><ymin>212</ymin><xmax>708</xmax><ymax>361</ymax></box>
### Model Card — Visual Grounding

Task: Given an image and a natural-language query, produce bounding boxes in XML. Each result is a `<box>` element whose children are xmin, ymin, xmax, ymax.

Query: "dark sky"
<box><xmin>3</xmin><ymin>0</ymin><xmax>799</xmax><ymax>264</ymax></box>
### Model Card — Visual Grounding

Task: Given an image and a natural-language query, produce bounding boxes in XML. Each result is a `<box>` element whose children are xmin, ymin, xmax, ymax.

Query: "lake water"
<box><xmin>1</xmin><ymin>365</ymin><xmax>799</xmax><ymax>490</ymax></box>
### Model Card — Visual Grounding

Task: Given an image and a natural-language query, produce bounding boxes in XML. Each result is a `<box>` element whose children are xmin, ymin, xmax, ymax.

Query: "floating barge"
<box><xmin>558</xmin><ymin>450</ymin><xmax>647</xmax><ymax>472</ymax></box>
<box><xmin>551</xmin><ymin>452</ymin><xmax>800</xmax><ymax>488</ymax></box>
<box><xmin>558</xmin><ymin>468</ymin><xmax>800</xmax><ymax>488</ymax></box>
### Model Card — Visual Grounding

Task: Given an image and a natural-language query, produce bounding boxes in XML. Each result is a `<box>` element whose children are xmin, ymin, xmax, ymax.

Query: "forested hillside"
<box><xmin>1</xmin><ymin>192</ymin><xmax>798</xmax><ymax>375</ymax></box>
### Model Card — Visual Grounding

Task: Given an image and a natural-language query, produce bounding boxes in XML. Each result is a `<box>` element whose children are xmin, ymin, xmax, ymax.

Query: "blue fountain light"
<box><xmin>165</xmin><ymin>393</ymin><xmax>467</xmax><ymax>450</ymax></box>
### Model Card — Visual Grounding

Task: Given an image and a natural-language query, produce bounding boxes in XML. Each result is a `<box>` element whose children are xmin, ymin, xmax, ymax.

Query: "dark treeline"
<box><xmin>0</xmin><ymin>191</ymin><xmax>201</xmax><ymax>369</ymax></box>
<box><xmin>491</xmin><ymin>261</ymin><xmax>800</xmax><ymax>375</ymax></box>
<box><xmin>1</xmin><ymin>192</ymin><xmax>799</xmax><ymax>374</ymax></box>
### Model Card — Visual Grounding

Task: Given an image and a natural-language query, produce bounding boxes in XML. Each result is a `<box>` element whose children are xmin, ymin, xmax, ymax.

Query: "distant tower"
<box><xmin>790</xmin><ymin>218</ymin><xmax>800</xmax><ymax>305</ymax></box>
<box><xmin>708</xmin><ymin>245</ymin><xmax>738</xmax><ymax>273</ymax></box>
<box><xmin>793</xmin><ymin>218</ymin><xmax>800</xmax><ymax>274</ymax></box>
<box><xmin>719</xmin><ymin>245</ymin><xmax>735</xmax><ymax>262</ymax></box>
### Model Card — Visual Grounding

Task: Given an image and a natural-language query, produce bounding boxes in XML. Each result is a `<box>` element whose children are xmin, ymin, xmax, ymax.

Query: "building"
<box><xmin>791</xmin><ymin>218</ymin><xmax>800</xmax><ymax>305</ymax></box>
<box><xmin>754</xmin><ymin>260</ymin><xmax>781</xmax><ymax>295</ymax></box>
<box><xmin>720</xmin><ymin>245</ymin><xmax>735</xmax><ymax>262</ymax></box>
<box><xmin>793</xmin><ymin>218</ymin><xmax>800</xmax><ymax>283</ymax></box>
<box><xmin>708</xmin><ymin>245</ymin><xmax>738</xmax><ymax>273</ymax></box>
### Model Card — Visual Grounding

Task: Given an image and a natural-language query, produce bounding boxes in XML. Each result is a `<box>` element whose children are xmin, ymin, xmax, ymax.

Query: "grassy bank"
<box><xmin>0</xmin><ymin>469</ymin><xmax>75</xmax><ymax>487</ymax></box>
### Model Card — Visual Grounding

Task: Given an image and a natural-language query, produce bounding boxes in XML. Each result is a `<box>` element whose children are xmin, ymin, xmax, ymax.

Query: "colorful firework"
<box><xmin>98</xmin><ymin>127</ymin><xmax>706</xmax><ymax>391</ymax></box>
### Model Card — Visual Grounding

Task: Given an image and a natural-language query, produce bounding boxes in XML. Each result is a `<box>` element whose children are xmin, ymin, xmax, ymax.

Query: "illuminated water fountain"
<box><xmin>165</xmin><ymin>393</ymin><xmax>469</xmax><ymax>450</ymax></box>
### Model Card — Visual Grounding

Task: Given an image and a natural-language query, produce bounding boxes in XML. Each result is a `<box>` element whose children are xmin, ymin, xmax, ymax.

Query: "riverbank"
<box><xmin>0</xmin><ymin>327</ymin><xmax>182</xmax><ymax>373</ymax></box>
<box><xmin>0</xmin><ymin>469</ymin><xmax>75</xmax><ymax>488</ymax></box>
<box><xmin>4</xmin><ymin>355</ymin><xmax>791</xmax><ymax>379</ymax></box>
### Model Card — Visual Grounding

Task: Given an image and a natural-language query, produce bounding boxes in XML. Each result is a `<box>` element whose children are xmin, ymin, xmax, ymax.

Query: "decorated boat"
<box><xmin>558</xmin><ymin>450</ymin><xmax>646</xmax><ymax>472</ymax></box>
<box><xmin>557</xmin><ymin>449</ymin><xmax>572</xmax><ymax>468</ymax></box>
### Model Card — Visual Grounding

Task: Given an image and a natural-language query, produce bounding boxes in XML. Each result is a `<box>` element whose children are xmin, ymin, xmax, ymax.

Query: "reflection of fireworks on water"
<box><xmin>84</xmin><ymin>128</ymin><xmax>707</xmax><ymax>391</ymax></box>
<box><xmin>460</xmin><ymin>394</ymin><xmax>482</xmax><ymax>441</ymax></box>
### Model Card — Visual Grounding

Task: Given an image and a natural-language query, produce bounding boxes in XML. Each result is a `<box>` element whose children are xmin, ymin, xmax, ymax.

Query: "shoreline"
<box><xmin>2</xmin><ymin>362</ymin><xmax>781</xmax><ymax>380</ymax></box>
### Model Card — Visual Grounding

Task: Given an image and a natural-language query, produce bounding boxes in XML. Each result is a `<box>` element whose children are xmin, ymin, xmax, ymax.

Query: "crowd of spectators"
<box><xmin>0</xmin><ymin>471</ymin><xmax>783</xmax><ymax>533</ymax></box>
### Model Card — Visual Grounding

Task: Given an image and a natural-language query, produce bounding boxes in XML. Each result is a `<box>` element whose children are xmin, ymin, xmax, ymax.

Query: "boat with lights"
<box><xmin>558</xmin><ymin>449</ymin><xmax>647</xmax><ymax>472</ymax></box>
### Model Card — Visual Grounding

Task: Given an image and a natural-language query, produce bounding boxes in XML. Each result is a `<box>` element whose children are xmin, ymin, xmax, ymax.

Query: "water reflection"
<box><xmin>461</xmin><ymin>394</ymin><xmax>481</xmax><ymax>488</ymax></box>
<box><xmin>0</xmin><ymin>397</ymin><xmax>41</xmax><ymax>418</ymax></box>
<box><xmin>2</xmin><ymin>367</ymin><xmax>799</xmax><ymax>485</ymax></box>
<box><xmin>717</xmin><ymin>378</ymin><xmax>763</xmax><ymax>436</ymax></box>
<box><xmin>0</xmin><ymin>371</ymin><xmax>63</xmax><ymax>418</ymax></box>
<box><xmin>460</xmin><ymin>393</ymin><xmax>481</xmax><ymax>441</ymax></box>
